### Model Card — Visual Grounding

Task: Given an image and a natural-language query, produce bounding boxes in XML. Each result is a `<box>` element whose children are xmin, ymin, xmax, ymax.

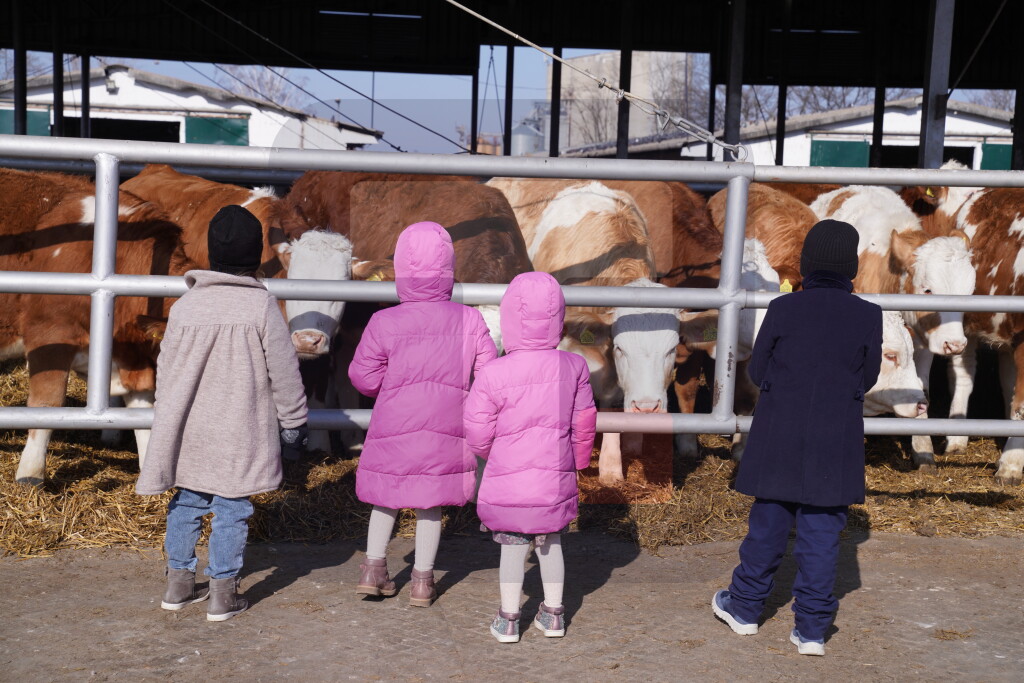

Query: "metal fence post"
<box><xmin>85</xmin><ymin>152</ymin><xmax>118</xmax><ymax>414</ymax></box>
<box><xmin>711</xmin><ymin>174</ymin><xmax>750</xmax><ymax>425</ymax></box>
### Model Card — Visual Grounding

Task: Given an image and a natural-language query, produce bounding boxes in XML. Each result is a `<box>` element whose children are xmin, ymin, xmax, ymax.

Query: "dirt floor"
<box><xmin>1</xmin><ymin>530</ymin><xmax>1022</xmax><ymax>682</ymax></box>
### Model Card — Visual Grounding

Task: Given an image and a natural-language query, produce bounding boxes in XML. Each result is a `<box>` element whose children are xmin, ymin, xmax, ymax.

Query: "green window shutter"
<box><xmin>0</xmin><ymin>109</ymin><xmax>53</xmax><ymax>136</ymax></box>
<box><xmin>981</xmin><ymin>143</ymin><xmax>1011</xmax><ymax>170</ymax></box>
<box><xmin>185</xmin><ymin>116</ymin><xmax>249</xmax><ymax>145</ymax></box>
<box><xmin>810</xmin><ymin>140</ymin><xmax>869</xmax><ymax>167</ymax></box>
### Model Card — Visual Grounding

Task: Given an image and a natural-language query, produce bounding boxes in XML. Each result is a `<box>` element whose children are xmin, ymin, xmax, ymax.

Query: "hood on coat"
<box><xmin>500</xmin><ymin>271</ymin><xmax>564</xmax><ymax>352</ymax></box>
<box><xmin>395</xmin><ymin>222</ymin><xmax>455</xmax><ymax>303</ymax></box>
<box><xmin>184</xmin><ymin>269</ymin><xmax>267</xmax><ymax>290</ymax></box>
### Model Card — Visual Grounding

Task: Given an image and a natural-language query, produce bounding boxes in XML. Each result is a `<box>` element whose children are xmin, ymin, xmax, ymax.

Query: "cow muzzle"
<box><xmin>629</xmin><ymin>399</ymin><xmax>663</xmax><ymax>413</ymax></box>
<box><xmin>291</xmin><ymin>329</ymin><xmax>329</xmax><ymax>359</ymax></box>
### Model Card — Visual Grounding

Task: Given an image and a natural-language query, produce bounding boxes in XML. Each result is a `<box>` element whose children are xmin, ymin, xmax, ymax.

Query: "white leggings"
<box><xmin>365</xmin><ymin>505</ymin><xmax>442</xmax><ymax>572</ymax></box>
<box><xmin>499</xmin><ymin>533</ymin><xmax>564</xmax><ymax>613</ymax></box>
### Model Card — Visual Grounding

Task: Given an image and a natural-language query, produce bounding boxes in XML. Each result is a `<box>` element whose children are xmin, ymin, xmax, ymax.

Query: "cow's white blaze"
<box><xmin>243</xmin><ymin>186</ymin><xmax>278</xmax><ymax>206</ymax></box>
<box><xmin>908</xmin><ymin>236</ymin><xmax>975</xmax><ymax>355</ymax></box>
<box><xmin>282</xmin><ymin>230</ymin><xmax>354</xmax><ymax>360</ymax></box>
<box><xmin>863</xmin><ymin>312</ymin><xmax>927</xmax><ymax>418</ymax></box>
<box><xmin>610</xmin><ymin>278</ymin><xmax>680</xmax><ymax>414</ymax></box>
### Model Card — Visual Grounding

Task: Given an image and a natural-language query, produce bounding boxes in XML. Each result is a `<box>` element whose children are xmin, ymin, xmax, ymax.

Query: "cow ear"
<box><xmin>352</xmin><ymin>259</ymin><xmax>396</xmax><ymax>281</ymax></box>
<box><xmin>890</xmin><ymin>229</ymin><xmax>920</xmax><ymax>267</ymax></box>
<box><xmin>949</xmin><ymin>228</ymin><xmax>971</xmax><ymax>249</ymax></box>
<box><xmin>562</xmin><ymin>310</ymin><xmax>612</xmax><ymax>348</ymax></box>
<box><xmin>136</xmin><ymin>315</ymin><xmax>168</xmax><ymax>344</ymax></box>
<box><xmin>679</xmin><ymin>310</ymin><xmax>720</xmax><ymax>352</ymax></box>
<box><xmin>274</xmin><ymin>241</ymin><xmax>292</xmax><ymax>270</ymax></box>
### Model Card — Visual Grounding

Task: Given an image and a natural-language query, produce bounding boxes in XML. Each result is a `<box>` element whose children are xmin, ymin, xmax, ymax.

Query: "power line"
<box><xmin>157</xmin><ymin>0</ymin><xmax>406</xmax><ymax>152</ymax></box>
<box><xmin>188</xmin><ymin>0</ymin><xmax>470</xmax><ymax>153</ymax></box>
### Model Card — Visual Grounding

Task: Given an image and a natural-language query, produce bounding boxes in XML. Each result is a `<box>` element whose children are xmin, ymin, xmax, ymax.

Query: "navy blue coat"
<box><xmin>735</xmin><ymin>272</ymin><xmax>883</xmax><ymax>507</ymax></box>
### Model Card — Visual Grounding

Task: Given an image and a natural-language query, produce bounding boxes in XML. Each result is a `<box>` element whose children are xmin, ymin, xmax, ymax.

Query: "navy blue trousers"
<box><xmin>727</xmin><ymin>499</ymin><xmax>848</xmax><ymax>641</ymax></box>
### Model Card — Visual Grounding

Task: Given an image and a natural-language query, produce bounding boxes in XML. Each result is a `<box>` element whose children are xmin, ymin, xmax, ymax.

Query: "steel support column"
<box><xmin>471</xmin><ymin>64</ymin><xmax>479</xmax><ymax>154</ymax></box>
<box><xmin>616</xmin><ymin>3</ymin><xmax>633</xmax><ymax>159</ymax></box>
<box><xmin>81</xmin><ymin>54</ymin><xmax>91</xmax><ymax>139</ymax></box>
<box><xmin>871</xmin><ymin>87</ymin><xmax>886</xmax><ymax>167</ymax></box>
<box><xmin>724</xmin><ymin>0</ymin><xmax>746</xmax><ymax>162</ymax></box>
<box><xmin>919</xmin><ymin>0</ymin><xmax>955</xmax><ymax>169</ymax></box>
<box><xmin>51</xmin><ymin>12</ymin><xmax>64</xmax><ymax>138</ymax></box>
<box><xmin>12</xmin><ymin>0</ymin><xmax>27</xmax><ymax>135</ymax></box>
<box><xmin>549</xmin><ymin>46</ymin><xmax>562</xmax><ymax>157</ymax></box>
<box><xmin>503</xmin><ymin>45</ymin><xmax>514</xmax><ymax>156</ymax></box>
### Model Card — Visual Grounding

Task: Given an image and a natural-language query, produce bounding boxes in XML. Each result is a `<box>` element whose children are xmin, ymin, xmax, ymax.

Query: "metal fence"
<box><xmin>2</xmin><ymin>133</ymin><xmax>1024</xmax><ymax>438</ymax></box>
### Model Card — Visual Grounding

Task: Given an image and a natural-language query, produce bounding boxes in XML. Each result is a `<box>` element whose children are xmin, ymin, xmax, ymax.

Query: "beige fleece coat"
<box><xmin>136</xmin><ymin>271</ymin><xmax>308</xmax><ymax>498</ymax></box>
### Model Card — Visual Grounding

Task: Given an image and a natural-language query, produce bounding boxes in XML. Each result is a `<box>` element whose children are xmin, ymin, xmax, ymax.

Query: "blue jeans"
<box><xmin>728</xmin><ymin>499</ymin><xmax>848</xmax><ymax>641</ymax></box>
<box><xmin>165</xmin><ymin>488</ymin><xmax>254</xmax><ymax>579</ymax></box>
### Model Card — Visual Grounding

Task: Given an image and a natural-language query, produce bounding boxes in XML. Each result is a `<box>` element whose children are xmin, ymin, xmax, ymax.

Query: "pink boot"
<box><xmin>356</xmin><ymin>557</ymin><xmax>397</xmax><ymax>597</ymax></box>
<box><xmin>408</xmin><ymin>568</ymin><xmax>437</xmax><ymax>607</ymax></box>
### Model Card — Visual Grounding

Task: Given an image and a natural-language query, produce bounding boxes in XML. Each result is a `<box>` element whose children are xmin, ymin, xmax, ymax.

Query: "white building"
<box><xmin>0</xmin><ymin>64</ymin><xmax>381</xmax><ymax>150</ymax></box>
<box><xmin>564</xmin><ymin>96</ymin><xmax>1014</xmax><ymax>170</ymax></box>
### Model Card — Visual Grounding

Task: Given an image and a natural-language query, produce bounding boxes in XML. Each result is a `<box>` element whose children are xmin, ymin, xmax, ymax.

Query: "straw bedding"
<box><xmin>2</xmin><ymin>361</ymin><xmax>1022</xmax><ymax>557</ymax></box>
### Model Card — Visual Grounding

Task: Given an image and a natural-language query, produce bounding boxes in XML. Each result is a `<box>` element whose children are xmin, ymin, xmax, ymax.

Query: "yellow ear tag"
<box><xmin>367</xmin><ymin>272</ymin><xmax>383</xmax><ymax>282</ymax></box>
<box><xmin>925</xmin><ymin>187</ymin><xmax>935</xmax><ymax>198</ymax></box>
<box><xmin>780</xmin><ymin>279</ymin><xmax>793</xmax><ymax>293</ymax></box>
<box><xmin>580</xmin><ymin>328</ymin><xmax>595</xmax><ymax>345</ymax></box>
<box><xmin>150</xmin><ymin>331</ymin><xmax>163</xmax><ymax>341</ymax></box>
<box><xmin>703</xmin><ymin>326</ymin><xmax>718</xmax><ymax>342</ymax></box>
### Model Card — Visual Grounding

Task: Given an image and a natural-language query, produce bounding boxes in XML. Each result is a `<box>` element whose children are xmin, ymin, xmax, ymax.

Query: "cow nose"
<box><xmin>916</xmin><ymin>402</ymin><xmax>929</xmax><ymax>416</ymax></box>
<box><xmin>943</xmin><ymin>340</ymin><xmax>966</xmax><ymax>355</ymax></box>
<box><xmin>292</xmin><ymin>330</ymin><xmax>328</xmax><ymax>355</ymax></box>
<box><xmin>630</xmin><ymin>400</ymin><xmax>662</xmax><ymax>413</ymax></box>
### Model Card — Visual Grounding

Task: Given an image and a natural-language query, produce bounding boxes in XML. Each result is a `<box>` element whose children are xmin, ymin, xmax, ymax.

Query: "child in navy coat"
<box><xmin>712</xmin><ymin>219</ymin><xmax>883</xmax><ymax>656</ymax></box>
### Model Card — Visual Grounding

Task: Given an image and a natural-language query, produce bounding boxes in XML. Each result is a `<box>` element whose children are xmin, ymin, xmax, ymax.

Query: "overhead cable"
<box><xmin>443</xmin><ymin>0</ymin><xmax>749</xmax><ymax>161</ymax></box>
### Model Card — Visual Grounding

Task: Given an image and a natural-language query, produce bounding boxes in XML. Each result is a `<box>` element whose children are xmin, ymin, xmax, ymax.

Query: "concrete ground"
<box><xmin>1</xmin><ymin>530</ymin><xmax>1022</xmax><ymax>682</ymax></box>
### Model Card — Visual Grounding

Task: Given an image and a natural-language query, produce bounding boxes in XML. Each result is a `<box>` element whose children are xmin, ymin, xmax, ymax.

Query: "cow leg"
<box><xmin>944</xmin><ymin>338</ymin><xmax>977</xmax><ymax>454</ymax></box>
<box><xmin>910</xmin><ymin>346</ymin><xmax>937</xmax><ymax>471</ymax></box>
<box><xmin>100</xmin><ymin>394</ymin><xmax>125</xmax><ymax>448</ymax></box>
<box><xmin>16</xmin><ymin>344</ymin><xmax>76</xmax><ymax>484</ymax></box>
<box><xmin>672</xmin><ymin>350</ymin><xmax>704</xmax><ymax>459</ymax></box>
<box><xmin>598</xmin><ymin>431</ymin><xmax>624</xmax><ymax>485</ymax></box>
<box><xmin>125</xmin><ymin>390</ymin><xmax>155</xmax><ymax>468</ymax></box>
<box><xmin>995</xmin><ymin>345</ymin><xmax>1024</xmax><ymax>485</ymax></box>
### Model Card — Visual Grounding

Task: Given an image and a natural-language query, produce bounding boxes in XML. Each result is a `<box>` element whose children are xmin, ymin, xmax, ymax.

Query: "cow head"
<box><xmin>892</xmin><ymin>229</ymin><xmax>975</xmax><ymax>356</ymax></box>
<box><xmin>279</xmin><ymin>230</ymin><xmax>354</xmax><ymax>360</ymax></box>
<box><xmin>863</xmin><ymin>311</ymin><xmax>928</xmax><ymax>417</ymax></box>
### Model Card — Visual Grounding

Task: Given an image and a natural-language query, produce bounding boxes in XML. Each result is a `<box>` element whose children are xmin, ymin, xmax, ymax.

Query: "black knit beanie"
<box><xmin>800</xmin><ymin>219</ymin><xmax>859</xmax><ymax>280</ymax></box>
<box><xmin>208</xmin><ymin>205</ymin><xmax>263</xmax><ymax>275</ymax></box>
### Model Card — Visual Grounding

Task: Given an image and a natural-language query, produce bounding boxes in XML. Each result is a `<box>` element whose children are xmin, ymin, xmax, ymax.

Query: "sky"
<box><xmin>126</xmin><ymin>46</ymin><xmax>606</xmax><ymax>154</ymax></box>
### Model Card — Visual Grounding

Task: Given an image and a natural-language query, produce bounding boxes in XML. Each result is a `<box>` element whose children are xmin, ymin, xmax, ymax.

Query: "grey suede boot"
<box><xmin>408</xmin><ymin>568</ymin><xmax>436</xmax><ymax>608</ymax></box>
<box><xmin>356</xmin><ymin>557</ymin><xmax>397</xmax><ymax>597</ymax></box>
<box><xmin>160</xmin><ymin>568</ymin><xmax>209</xmax><ymax>611</ymax></box>
<box><xmin>206</xmin><ymin>576</ymin><xmax>248</xmax><ymax>622</ymax></box>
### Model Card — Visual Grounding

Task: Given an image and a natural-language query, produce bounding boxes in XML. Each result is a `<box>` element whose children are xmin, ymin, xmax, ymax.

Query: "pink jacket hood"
<box><xmin>500</xmin><ymin>271</ymin><xmax>565</xmax><ymax>352</ymax></box>
<box><xmin>395</xmin><ymin>221</ymin><xmax>455</xmax><ymax>303</ymax></box>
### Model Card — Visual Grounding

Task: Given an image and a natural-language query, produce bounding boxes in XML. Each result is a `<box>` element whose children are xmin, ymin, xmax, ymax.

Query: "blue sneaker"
<box><xmin>711</xmin><ymin>590</ymin><xmax>758</xmax><ymax>635</ymax></box>
<box><xmin>790</xmin><ymin>628</ymin><xmax>826</xmax><ymax>656</ymax></box>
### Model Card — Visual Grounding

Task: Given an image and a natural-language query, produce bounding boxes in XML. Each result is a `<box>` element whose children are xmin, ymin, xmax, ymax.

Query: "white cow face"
<box><xmin>863</xmin><ymin>311</ymin><xmax>928</xmax><ymax>417</ymax></box>
<box><xmin>895</xmin><ymin>231</ymin><xmax>975</xmax><ymax>356</ymax></box>
<box><xmin>280</xmin><ymin>230</ymin><xmax>354</xmax><ymax>360</ymax></box>
<box><xmin>609</xmin><ymin>279</ymin><xmax>681</xmax><ymax>414</ymax></box>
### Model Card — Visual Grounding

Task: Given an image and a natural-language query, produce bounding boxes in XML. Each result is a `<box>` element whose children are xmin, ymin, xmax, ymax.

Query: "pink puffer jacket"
<box><xmin>349</xmin><ymin>222</ymin><xmax>497</xmax><ymax>509</ymax></box>
<box><xmin>465</xmin><ymin>272</ymin><xmax>597</xmax><ymax>534</ymax></box>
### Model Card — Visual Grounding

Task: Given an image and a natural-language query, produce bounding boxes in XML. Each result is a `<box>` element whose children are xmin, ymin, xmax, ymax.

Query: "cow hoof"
<box><xmin>916</xmin><ymin>463</ymin><xmax>938</xmax><ymax>475</ymax></box>
<box><xmin>15</xmin><ymin>476</ymin><xmax>43</xmax><ymax>487</ymax></box>
<box><xmin>994</xmin><ymin>471</ymin><xmax>1023</xmax><ymax>486</ymax></box>
<box><xmin>944</xmin><ymin>437</ymin><xmax>969</xmax><ymax>454</ymax></box>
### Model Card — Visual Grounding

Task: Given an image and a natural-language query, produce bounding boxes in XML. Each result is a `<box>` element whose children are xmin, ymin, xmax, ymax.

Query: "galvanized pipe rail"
<box><xmin>1</xmin><ymin>133</ymin><xmax>1023</xmax><ymax>438</ymax></box>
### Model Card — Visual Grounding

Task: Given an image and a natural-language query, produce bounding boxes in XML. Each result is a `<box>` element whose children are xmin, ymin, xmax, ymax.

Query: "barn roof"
<box><xmin>561</xmin><ymin>97</ymin><xmax>1014</xmax><ymax>158</ymax></box>
<box><xmin>0</xmin><ymin>65</ymin><xmax>383</xmax><ymax>138</ymax></box>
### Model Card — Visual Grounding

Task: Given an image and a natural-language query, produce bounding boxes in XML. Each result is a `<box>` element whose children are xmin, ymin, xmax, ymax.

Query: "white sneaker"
<box><xmin>711</xmin><ymin>590</ymin><xmax>758</xmax><ymax>635</ymax></box>
<box><xmin>790</xmin><ymin>629</ymin><xmax>826</xmax><ymax>656</ymax></box>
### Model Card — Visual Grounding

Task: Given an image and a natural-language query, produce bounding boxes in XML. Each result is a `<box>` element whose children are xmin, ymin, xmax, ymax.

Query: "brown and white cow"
<box><xmin>899</xmin><ymin>160</ymin><xmax>984</xmax><ymax>238</ymax></box>
<box><xmin>488</xmin><ymin>178</ymin><xmax>688</xmax><ymax>483</ymax></box>
<box><xmin>708</xmin><ymin>182</ymin><xmax>817</xmax><ymax>291</ymax></box>
<box><xmin>810</xmin><ymin>185</ymin><xmax>976</xmax><ymax>469</ymax></box>
<box><xmin>762</xmin><ymin>182</ymin><xmax>844</xmax><ymax>206</ymax></box>
<box><xmin>122</xmin><ymin>164</ymin><xmax>355</xmax><ymax>360</ymax></box>
<box><xmin>0</xmin><ymin>167</ymin><xmax>197</xmax><ymax>484</ymax></box>
<box><xmin>946</xmin><ymin>187</ymin><xmax>1024</xmax><ymax>483</ymax></box>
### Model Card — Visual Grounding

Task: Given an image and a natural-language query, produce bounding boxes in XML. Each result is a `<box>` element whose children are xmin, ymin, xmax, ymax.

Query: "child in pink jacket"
<box><xmin>464</xmin><ymin>271</ymin><xmax>597</xmax><ymax>643</ymax></box>
<box><xmin>349</xmin><ymin>221</ymin><xmax>497</xmax><ymax>607</ymax></box>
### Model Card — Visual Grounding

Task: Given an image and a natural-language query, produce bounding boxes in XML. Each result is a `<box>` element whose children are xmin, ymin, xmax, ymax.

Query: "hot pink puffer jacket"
<box><xmin>349</xmin><ymin>222</ymin><xmax>497</xmax><ymax>509</ymax></box>
<box><xmin>465</xmin><ymin>272</ymin><xmax>597</xmax><ymax>534</ymax></box>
